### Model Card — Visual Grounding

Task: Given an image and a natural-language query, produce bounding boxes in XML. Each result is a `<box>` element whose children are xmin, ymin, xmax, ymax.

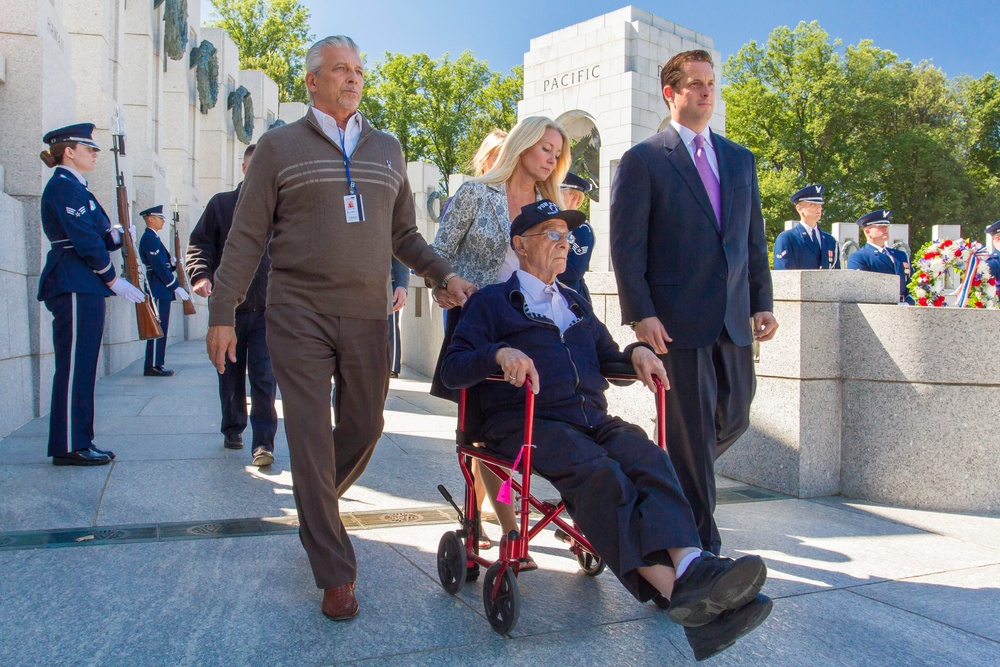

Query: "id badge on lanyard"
<box><xmin>340</xmin><ymin>126</ymin><xmax>364</xmax><ymax>223</ymax></box>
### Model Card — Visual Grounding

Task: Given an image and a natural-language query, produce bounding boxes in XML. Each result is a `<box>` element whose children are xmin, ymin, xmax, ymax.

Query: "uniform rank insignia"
<box><xmin>66</xmin><ymin>205</ymin><xmax>86</xmax><ymax>217</ymax></box>
<box><xmin>573</xmin><ymin>244</ymin><xmax>589</xmax><ymax>255</ymax></box>
<box><xmin>777</xmin><ymin>250</ymin><xmax>787</xmax><ymax>258</ymax></box>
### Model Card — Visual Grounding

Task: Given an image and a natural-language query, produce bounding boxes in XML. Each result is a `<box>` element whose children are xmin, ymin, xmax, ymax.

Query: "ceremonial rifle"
<box><xmin>112</xmin><ymin>109</ymin><xmax>164</xmax><ymax>340</ymax></box>
<box><xmin>172</xmin><ymin>202</ymin><xmax>197</xmax><ymax>315</ymax></box>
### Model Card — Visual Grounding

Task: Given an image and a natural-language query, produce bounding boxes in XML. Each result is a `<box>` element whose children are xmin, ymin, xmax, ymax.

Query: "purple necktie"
<box><xmin>693</xmin><ymin>134</ymin><xmax>721</xmax><ymax>229</ymax></box>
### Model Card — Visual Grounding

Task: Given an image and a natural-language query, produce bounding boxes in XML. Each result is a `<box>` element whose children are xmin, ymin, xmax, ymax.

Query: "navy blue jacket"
<box><xmin>558</xmin><ymin>220</ymin><xmax>594</xmax><ymax>302</ymax></box>
<box><xmin>986</xmin><ymin>250</ymin><xmax>1000</xmax><ymax>280</ymax></box>
<box><xmin>610</xmin><ymin>126</ymin><xmax>773</xmax><ymax>348</ymax></box>
<box><xmin>391</xmin><ymin>256</ymin><xmax>410</xmax><ymax>291</ymax></box>
<box><xmin>440</xmin><ymin>274</ymin><xmax>645</xmax><ymax>433</ymax></box>
<box><xmin>37</xmin><ymin>167</ymin><xmax>121</xmax><ymax>301</ymax></box>
<box><xmin>139</xmin><ymin>228</ymin><xmax>178</xmax><ymax>301</ymax></box>
<box><xmin>773</xmin><ymin>225</ymin><xmax>841</xmax><ymax>270</ymax></box>
<box><xmin>846</xmin><ymin>243</ymin><xmax>914</xmax><ymax>304</ymax></box>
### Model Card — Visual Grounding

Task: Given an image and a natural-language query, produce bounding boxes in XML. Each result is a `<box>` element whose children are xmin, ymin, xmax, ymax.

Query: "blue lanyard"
<box><xmin>338</xmin><ymin>126</ymin><xmax>357</xmax><ymax>195</ymax></box>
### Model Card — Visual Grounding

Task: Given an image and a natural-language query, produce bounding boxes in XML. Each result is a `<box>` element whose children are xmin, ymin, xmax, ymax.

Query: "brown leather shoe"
<box><xmin>321</xmin><ymin>582</ymin><xmax>359</xmax><ymax>621</ymax></box>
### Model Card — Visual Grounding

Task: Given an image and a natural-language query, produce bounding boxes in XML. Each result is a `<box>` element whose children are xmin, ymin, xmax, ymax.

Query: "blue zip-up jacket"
<box><xmin>441</xmin><ymin>273</ymin><xmax>646</xmax><ymax>433</ymax></box>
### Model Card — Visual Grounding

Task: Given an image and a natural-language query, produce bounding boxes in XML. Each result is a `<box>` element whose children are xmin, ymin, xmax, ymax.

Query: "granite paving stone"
<box><xmin>0</xmin><ymin>463</ymin><xmax>110</xmax><ymax>531</ymax></box>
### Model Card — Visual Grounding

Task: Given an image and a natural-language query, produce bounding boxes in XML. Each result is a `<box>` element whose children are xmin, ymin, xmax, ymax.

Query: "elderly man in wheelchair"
<box><xmin>440</xmin><ymin>200</ymin><xmax>772</xmax><ymax>660</ymax></box>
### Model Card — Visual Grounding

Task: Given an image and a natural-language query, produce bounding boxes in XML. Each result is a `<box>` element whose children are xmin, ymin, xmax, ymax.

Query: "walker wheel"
<box><xmin>483</xmin><ymin>562</ymin><xmax>520</xmax><ymax>635</ymax></box>
<box><xmin>576</xmin><ymin>550</ymin><xmax>606</xmax><ymax>576</ymax></box>
<box><xmin>437</xmin><ymin>531</ymin><xmax>467</xmax><ymax>595</ymax></box>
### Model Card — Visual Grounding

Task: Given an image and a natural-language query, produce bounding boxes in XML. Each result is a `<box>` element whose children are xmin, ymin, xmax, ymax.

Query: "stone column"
<box><xmin>399</xmin><ymin>161</ymin><xmax>446</xmax><ymax>378</ymax></box>
<box><xmin>931</xmin><ymin>224</ymin><xmax>961</xmax><ymax>242</ymax></box>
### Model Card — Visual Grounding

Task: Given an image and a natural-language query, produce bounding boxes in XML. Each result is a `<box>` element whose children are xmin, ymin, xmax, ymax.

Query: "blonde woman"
<box><xmin>430</xmin><ymin>117</ymin><xmax>571</xmax><ymax>562</ymax></box>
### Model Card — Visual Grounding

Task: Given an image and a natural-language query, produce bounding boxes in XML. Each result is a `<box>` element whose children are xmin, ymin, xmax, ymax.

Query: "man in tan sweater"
<box><xmin>206</xmin><ymin>35</ymin><xmax>474</xmax><ymax>621</ymax></box>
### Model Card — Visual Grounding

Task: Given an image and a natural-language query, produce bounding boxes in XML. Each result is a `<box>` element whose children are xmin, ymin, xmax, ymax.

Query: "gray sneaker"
<box><xmin>252</xmin><ymin>447</ymin><xmax>274</xmax><ymax>467</ymax></box>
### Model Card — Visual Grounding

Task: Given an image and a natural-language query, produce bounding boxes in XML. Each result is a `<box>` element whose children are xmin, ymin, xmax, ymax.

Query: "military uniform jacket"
<box><xmin>139</xmin><ymin>228</ymin><xmax>178</xmax><ymax>301</ymax></box>
<box><xmin>37</xmin><ymin>167</ymin><xmax>120</xmax><ymax>301</ymax></box>
<box><xmin>558</xmin><ymin>220</ymin><xmax>594</xmax><ymax>301</ymax></box>
<box><xmin>773</xmin><ymin>225</ymin><xmax>840</xmax><ymax>269</ymax></box>
<box><xmin>986</xmin><ymin>250</ymin><xmax>1000</xmax><ymax>280</ymax></box>
<box><xmin>846</xmin><ymin>243</ymin><xmax>914</xmax><ymax>303</ymax></box>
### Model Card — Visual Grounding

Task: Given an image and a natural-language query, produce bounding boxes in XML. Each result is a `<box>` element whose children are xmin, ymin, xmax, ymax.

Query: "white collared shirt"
<box><xmin>799</xmin><ymin>221</ymin><xmax>820</xmax><ymax>244</ymax></box>
<box><xmin>516</xmin><ymin>269</ymin><xmax>577</xmax><ymax>332</ymax></box>
<box><xmin>60</xmin><ymin>165</ymin><xmax>88</xmax><ymax>187</ymax></box>
<box><xmin>670</xmin><ymin>119</ymin><xmax>719</xmax><ymax>179</ymax></box>
<box><xmin>311</xmin><ymin>106</ymin><xmax>363</xmax><ymax>157</ymax></box>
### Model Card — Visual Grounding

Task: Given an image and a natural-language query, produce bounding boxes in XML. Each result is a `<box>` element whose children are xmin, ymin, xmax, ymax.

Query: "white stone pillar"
<box><xmin>931</xmin><ymin>224</ymin><xmax>961</xmax><ymax>242</ymax></box>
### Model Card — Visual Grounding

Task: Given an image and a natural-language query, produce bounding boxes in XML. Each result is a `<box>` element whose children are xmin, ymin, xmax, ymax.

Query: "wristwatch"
<box><xmin>440</xmin><ymin>272</ymin><xmax>459</xmax><ymax>288</ymax></box>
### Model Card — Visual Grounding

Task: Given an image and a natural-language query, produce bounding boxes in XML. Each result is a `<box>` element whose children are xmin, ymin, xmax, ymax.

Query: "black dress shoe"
<box><xmin>389</xmin><ymin>371</ymin><xmax>399</xmax><ymax>378</ymax></box>
<box><xmin>91</xmin><ymin>446</ymin><xmax>116</xmax><ymax>460</ymax></box>
<box><xmin>668</xmin><ymin>553</ymin><xmax>767</xmax><ymax>627</ymax></box>
<box><xmin>224</xmin><ymin>434</ymin><xmax>244</xmax><ymax>450</ymax></box>
<box><xmin>144</xmin><ymin>366</ymin><xmax>174</xmax><ymax>377</ymax></box>
<box><xmin>53</xmin><ymin>447</ymin><xmax>112</xmax><ymax>466</ymax></box>
<box><xmin>685</xmin><ymin>593</ymin><xmax>772</xmax><ymax>661</ymax></box>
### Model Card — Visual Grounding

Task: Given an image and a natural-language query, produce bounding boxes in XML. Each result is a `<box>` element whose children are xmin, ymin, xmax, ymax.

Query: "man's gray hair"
<box><xmin>305</xmin><ymin>35</ymin><xmax>361</xmax><ymax>76</ymax></box>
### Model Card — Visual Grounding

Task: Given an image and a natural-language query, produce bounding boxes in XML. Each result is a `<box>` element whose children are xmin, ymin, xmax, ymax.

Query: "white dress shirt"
<box><xmin>311</xmin><ymin>106</ymin><xmax>363</xmax><ymax>157</ymax></box>
<box><xmin>60</xmin><ymin>165</ymin><xmax>88</xmax><ymax>186</ymax></box>
<box><xmin>799</xmin><ymin>221</ymin><xmax>820</xmax><ymax>244</ymax></box>
<box><xmin>670</xmin><ymin>119</ymin><xmax>719</xmax><ymax>180</ymax></box>
<box><xmin>516</xmin><ymin>270</ymin><xmax>577</xmax><ymax>332</ymax></box>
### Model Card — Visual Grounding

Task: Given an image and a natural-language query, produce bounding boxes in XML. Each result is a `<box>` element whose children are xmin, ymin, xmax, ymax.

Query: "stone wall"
<box><xmin>0</xmin><ymin>0</ymin><xmax>289</xmax><ymax>438</ymax></box>
<box><xmin>718</xmin><ymin>270</ymin><xmax>1000</xmax><ymax>513</ymax></box>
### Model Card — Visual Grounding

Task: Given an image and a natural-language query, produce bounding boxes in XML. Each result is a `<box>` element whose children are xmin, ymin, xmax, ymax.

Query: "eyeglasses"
<box><xmin>521</xmin><ymin>230</ymin><xmax>575</xmax><ymax>243</ymax></box>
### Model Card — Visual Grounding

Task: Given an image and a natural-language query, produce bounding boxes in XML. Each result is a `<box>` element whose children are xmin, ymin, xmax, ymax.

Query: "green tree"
<box><xmin>723</xmin><ymin>21</ymin><xmax>983</xmax><ymax>245</ymax></box>
<box><xmin>958</xmin><ymin>72</ymin><xmax>1000</xmax><ymax>223</ymax></box>
<box><xmin>207</xmin><ymin>0</ymin><xmax>313</xmax><ymax>103</ymax></box>
<box><xmin>361</xmin><ymin>53</ymin><xmax>522</xmax><ymax>189</ymax></box>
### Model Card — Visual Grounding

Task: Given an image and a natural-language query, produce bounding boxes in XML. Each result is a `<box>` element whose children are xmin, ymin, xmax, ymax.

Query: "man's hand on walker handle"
<box><xmin>495</xmin><ymin>347</ymin><xmax>540</xmax><ymax>394</ymax></box>
<box><xmin>630</xmin><ymin>346</ymin><xmax>670</xmax><ymax>393</ymax></box>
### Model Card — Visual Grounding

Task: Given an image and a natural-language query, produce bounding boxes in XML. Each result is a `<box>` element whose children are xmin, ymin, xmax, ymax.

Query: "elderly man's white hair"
<box><xmin>305</xmin><ymin>35</ymin><xmax>361</xmax><ymax>77</ymax></box>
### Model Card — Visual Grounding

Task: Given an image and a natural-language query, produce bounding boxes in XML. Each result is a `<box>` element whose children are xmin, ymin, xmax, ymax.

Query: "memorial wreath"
<box><xmin>908</xmin><ymin>238</ymin><xmax>999</xmax><ymax>308</ymax></box>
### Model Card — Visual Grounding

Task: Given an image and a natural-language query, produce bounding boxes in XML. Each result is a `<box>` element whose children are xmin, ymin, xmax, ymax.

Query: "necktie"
<box><xmin>543</xmin><ymin>283</ymin><xmax>574</xmax><ymax>332</ymax></box>
<box><xmin>693</xmin><ymin>134</ymin><xmax>722</xmax><ymax>229</ymax></box>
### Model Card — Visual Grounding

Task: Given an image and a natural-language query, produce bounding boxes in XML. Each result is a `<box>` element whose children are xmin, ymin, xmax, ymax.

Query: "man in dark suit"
<box><xmin>139</xmin><ymin>205</ymin><xmax>190</xmax><ymax>376</ymax></box>
<box><xmin>845</xmin><ymin>210</ymin><xmax>914</xmax><ymax>304</ymax></box>
<box><xmin>187</xmin><ymin>144</ymin><xmax>278</xmax><ymax>466</ymax></box>
<box><xmin>610</xmin><ymin>50</ymin><xmax>777</xmax><ymax>555</ymax></box>
<box><xmin>773</xmin><ymin>185</ymin><xmax>840</xmax><ymax>270</ymax></box>
<box><xmin>985</xmin><ymin>220</ymin><xmax>1000</xmax><ymax>279</ymax></box>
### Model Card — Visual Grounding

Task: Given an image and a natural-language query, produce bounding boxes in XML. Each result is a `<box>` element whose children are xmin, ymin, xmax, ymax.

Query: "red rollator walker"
<box><xmin>436</xmin><ymin>363</ymin><xmax>667</xmax><ymax>634</ymax></box>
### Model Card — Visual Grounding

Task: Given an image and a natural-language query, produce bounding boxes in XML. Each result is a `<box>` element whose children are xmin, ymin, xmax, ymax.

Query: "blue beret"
<box><xmin>857</xmin><ymin>209</ymin><xmax>892</xmax><ymax>227</ymax></box>
<box><xmin>561</xmin><ymin>172</ymin><xmax>593</xmax><ymax>193</ymax></box>
<box><xmin>43</xmin><ymin>123</ymin><xmax>100</xmax><ymax>150</ymax></box>
<box><xmin>790</xmin><ymin>184</ymin><xmax>824</xmax><ymax>205</ymax></box>
<box><xmin>139</xmin><ymin>205</ymin><xmax>165</xmax><ymax>218</ymax></box>
<box><xmin>985</xmin><ymin>220</ymin><xmax>1000</xmax><ymax>235</ymax></box>
<box><xmin>509</xmin><ymin>200</ymin><xmax>586</xmax><ymax>248</ymax></box>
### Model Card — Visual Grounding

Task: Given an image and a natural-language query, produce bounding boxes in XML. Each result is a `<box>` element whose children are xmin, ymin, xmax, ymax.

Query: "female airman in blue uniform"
<box><xmin>38</xmin><ymin>123</ymin><xmax>147</xmax><ymax>465</ymax></box>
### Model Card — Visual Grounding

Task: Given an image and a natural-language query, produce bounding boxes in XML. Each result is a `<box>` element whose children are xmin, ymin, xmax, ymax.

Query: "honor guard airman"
<box><xmin>556</xmin><ymin>172</ymin><xmax>596</xmax><ymax>302</ymax></box>
<box><xmin>138</xmin><ymin>205</ymin><xmax>190</xmax><ymax>376</ymax></box>
<box><xmin>846</xmin><ymin>209</ymin><xmax>914</xmax><ymax>304</ymax></box>
<box><xmin>772</xmin><ymin>185</ymin><xmax>840</xmax><ymax>270</ymax></box>
<box><xmin>38</xmin><ymin>123</ymin><xmax>147</xmax><ymax>465</ymax></box>
<box><xmin>985</xmin><ymin>220</ymin><xmax>1000</xmax><ymax>280</ymax></box>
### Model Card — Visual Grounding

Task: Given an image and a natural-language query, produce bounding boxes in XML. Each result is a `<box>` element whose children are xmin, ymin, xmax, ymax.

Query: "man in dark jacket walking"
<box><xmin>187</xmin><ymin>144</ymin><xmax>277</xmax><ymax>466</ymax></box>
<box><xmin>441</xmin><ymin>200</ymin><xmax>772</xmax><ymax>662</ymax></box>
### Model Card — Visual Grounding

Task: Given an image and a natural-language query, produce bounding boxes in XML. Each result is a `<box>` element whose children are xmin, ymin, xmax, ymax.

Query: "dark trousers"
<box><xmin>144</xmin><ymin>297</ymin><xmax>171</xmax><ymax>369</ymax></box>
<box><xmin>489</xmin><ymin>417</ymin><xmax>700</xmax><ymax>602</ymax></box>
<box><xmin>45</xmin><ymin>293</ymin><xmax>105</xmax><ymax>456</ymax></box>
<box><xmin>266</xmin><ymin>304</ymin><xmax>389</xmax><ymax>589</ymax></box>
<box><xmin>219</xmin><ymin>309</ymin><xmax>277</xmax><ymax>451</ymax></box>
<box><xmin>661</xmin><ymin>329</ymin><xmax>755</xmax><ymax>554</ymax></box>
<box><xmin>388</xmin><ymin>310</ymin><xmax>401</xmax><ymax>374</ymax></box>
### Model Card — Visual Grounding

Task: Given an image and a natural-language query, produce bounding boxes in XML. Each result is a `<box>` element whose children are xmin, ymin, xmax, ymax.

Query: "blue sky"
<box><xmin>201</xmin><ymin>1</ymin><xmax>997</xmax><ymax>80</ymax></box>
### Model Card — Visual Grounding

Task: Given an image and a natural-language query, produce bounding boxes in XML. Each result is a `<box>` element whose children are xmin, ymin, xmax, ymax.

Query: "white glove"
<box><xmin>174</xmin><ymin>286</ymin><xmax>190</xmax><ymax>301</ymax></box>
<box><xmin>109</xmin><ymin>225</ymin><xmax>123</xmax><ymax>244</ymax></box>
<box><xmin>109</xmin><ymin>277</ymin><xmax>146</xmax><ymax>303</ymax></box>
